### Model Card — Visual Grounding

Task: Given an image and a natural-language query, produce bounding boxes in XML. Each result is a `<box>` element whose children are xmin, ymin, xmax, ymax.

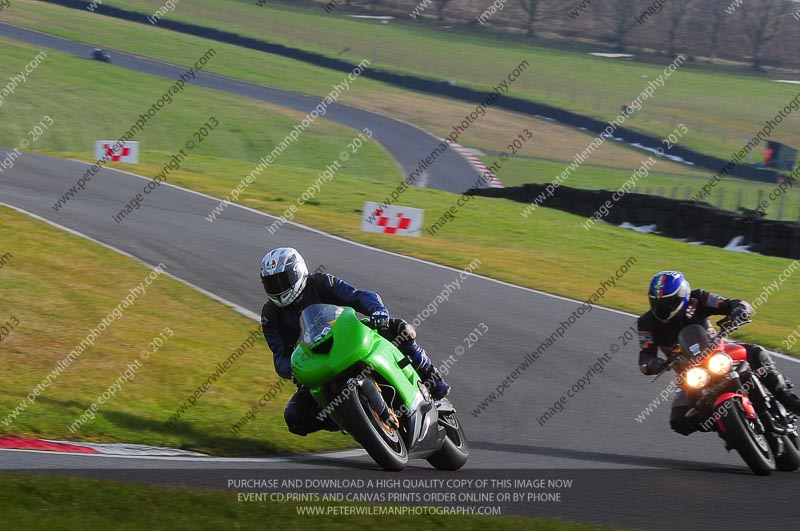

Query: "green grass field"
<box><xmin>1</xmin><ymin>0</ymin><xmax>700</xmax><ymax>175</ymax></box>
<box><xmin>0</xmin><ymin>37</ymin><xmax>397</xmax><ymax>182</ymax></box>
<box><xmin>0</xmin><ymin>473</ymin><xmax>633</xmax><ymax>531</ymax></box>
<box><xmin>30</xmin><ymin>0</ymin><xmax>800</xmax><ymax>159</ymax></box>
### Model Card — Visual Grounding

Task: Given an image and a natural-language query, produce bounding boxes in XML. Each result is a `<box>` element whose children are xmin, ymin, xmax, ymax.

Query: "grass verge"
<box><xmin>0</xmin><ymin>36</ymin><xmax>397</xmax><ymax>183</ymax></box>
<box><xmin>0</xmin><ymin>472</ymin><xmax>633</xmax><ymax>531</ymax></box>
<box><xmin>22</xmin><ymin>0</ymin><xmax>800</xmax><ymax>158</ymax></box>
<box><xmin>0</xmin><ymin>205</ymin><xmax>350</xmax><ymax>455</ymax></box>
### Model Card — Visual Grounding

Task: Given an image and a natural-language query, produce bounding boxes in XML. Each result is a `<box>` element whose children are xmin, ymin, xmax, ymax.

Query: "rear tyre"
<box><xmin>775</xmin><ymin>433</ymin><xmax>800</xmax><ymax>472</ymax></box>
<box><xmin>721</xmin><ymin>399</ymin><xmax>774</xmax><ymax>476</ymax></box>
<box><xmin>426</xmin><ymin>411</ymin><xmax>469</xmax><ymax>471</ymax></box>
<box><xmin>338</xmin><ymin>380</ymin><xmax>408</xmax><ymax>472</ymax></box>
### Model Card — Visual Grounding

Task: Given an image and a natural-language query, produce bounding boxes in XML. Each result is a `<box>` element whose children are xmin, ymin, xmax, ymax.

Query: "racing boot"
<box><xmin>765</xmin><ymin>372</ymin><xmax>800</xmax><ymax>415</ymax></box>
<box><xmin>387</xmin><ymin>319</ymin><xmax>450</xmax><ymax>399</ymax></box>
<box><xmin>401</xmin><ymin>342</ymin><xmax>450</xmax><ymax>400</ymax></box>
<box><xmin>753</xmin><ymin>347</ymin><xmax>800</xmax><ymax>415</ymax></box>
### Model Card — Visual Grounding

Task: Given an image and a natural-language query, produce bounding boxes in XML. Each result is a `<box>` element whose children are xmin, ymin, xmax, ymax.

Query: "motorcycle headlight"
<box><xmin>685</xmin><ymin>367</ymin><xmax>710</xmax><ymax>389</ymax></box>
<box><xmin>707</xmin><ymin>353</ymin><xmax>733</xmax><ymax>375</ymax></box>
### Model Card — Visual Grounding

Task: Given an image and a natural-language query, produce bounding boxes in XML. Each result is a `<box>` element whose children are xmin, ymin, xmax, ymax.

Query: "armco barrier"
<box><xmin>470</xmin><ymin>183</ymin><xmax>800</xmax><ymax>260</ymax></box>
<box><xmin>44</xmin><ymin>0</ymin><xmax>780</xmax><ymax>182</ymax></box>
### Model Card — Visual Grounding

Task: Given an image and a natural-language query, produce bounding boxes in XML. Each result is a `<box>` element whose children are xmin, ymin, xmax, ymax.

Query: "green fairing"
<box><xmin>291</xmin><ymin>307</ymin><xmax>421</xmax><ymax>413</ymax></box>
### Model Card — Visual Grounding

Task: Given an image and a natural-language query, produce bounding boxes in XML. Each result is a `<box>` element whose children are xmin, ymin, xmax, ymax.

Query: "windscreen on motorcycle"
<box><xmin>299</xmin><ymin>304</ymin><xmax>344</xmax><ymax>347</ymax></box>
<box><xmin>678</xmin><ymin>324</ymin><xmax>719</xmax><ymax>361</ymax></box>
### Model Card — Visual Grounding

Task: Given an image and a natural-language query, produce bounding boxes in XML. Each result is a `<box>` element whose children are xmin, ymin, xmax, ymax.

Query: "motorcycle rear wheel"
<box><xmin>339</xmin><ymin>380</ymin><xmax>408</xmax><ymax>471</ymax></box>
<box><xmin>721</xmin><ymin>399</ymin><xmax>775</xmax><ymax>476</ymax></box>
<box><xmin>775</xmin><ymin>433</ymin><xmax>800</xmax><ymax>472</ymax></box>
<box><xmin>426</xmin><ymin>410</ymin><xmax>469</xmax><ymax>471</ymax></box>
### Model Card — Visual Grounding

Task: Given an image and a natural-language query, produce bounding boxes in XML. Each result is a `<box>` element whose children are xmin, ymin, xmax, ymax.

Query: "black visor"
<box><xmin>651</xmin><ymin>296</ymin><xmax>683</xmax><ymax>321</ymax></box>
<box><xmin>262</xmin><ymin>270</ymin><xmax>294</xmax><ymax>296</ymax></box>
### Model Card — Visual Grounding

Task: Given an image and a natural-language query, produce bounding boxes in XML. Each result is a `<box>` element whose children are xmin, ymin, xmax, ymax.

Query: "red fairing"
<box><xmin>723</xmin><ymin>341</ymin><xmax>748</xmax><ymax>362</ymax></box>
<box><xmin>714</xmin><ymin>393</ymin><xmax>756</xmax><ymax>433</ymax></box>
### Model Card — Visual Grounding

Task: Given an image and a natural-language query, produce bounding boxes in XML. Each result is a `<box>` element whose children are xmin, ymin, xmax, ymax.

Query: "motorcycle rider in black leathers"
<box><xmin>638</xmin><ymin>271</ymin><xmax>800</xmax><ymax>435</ymax></box>
<box><xmin>259</xmin><ymin>247</ymin><xmax>450</xmax><ymax>436</ymax></box>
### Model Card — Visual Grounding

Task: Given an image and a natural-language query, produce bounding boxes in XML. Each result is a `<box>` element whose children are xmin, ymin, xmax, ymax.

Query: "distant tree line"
<box><xmin>336</xmin><ymin>0</ymin><xmax>799</xmax><ymax>69</ymax></box>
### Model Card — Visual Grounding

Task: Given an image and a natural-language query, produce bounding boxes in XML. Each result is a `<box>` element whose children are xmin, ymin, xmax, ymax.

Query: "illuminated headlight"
<box><xmin>685</xmin><ymin>367</ymin><xmax>710</xmax><ymax>389</ymax></box>
<box><xmin>707</xmin><ymin>353</ymin><xmax>733</xmax><ymax>375</ymax></box>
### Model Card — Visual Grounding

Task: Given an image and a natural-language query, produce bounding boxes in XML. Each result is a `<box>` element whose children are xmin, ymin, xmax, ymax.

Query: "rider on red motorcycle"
<box><xmin>638</xmin><ymin>271</ymin><xmax>800</xmax><ymax>435</ymax></box>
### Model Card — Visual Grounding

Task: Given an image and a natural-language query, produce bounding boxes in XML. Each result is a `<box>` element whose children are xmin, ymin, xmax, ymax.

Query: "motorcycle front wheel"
<box><xmin>426</xmin><ymin>410</ymin><xmax>469</xmax><ymax>471</ymax></box>
<box><xmin>721</xmin><ymin>398</ymin><xmax>775</xmax><ymax>476</ymax></box>
<box><xmin>338</xmin><ymin>379</ymin><xmax>408</xmax><ymax>471</ymax></box>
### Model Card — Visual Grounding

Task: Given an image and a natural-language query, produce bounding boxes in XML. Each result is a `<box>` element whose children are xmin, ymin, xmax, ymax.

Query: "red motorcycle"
<box><xmin>655</xmin><ymin>322</ymin><xmax>800</xmax><ymax>476</ymax></box>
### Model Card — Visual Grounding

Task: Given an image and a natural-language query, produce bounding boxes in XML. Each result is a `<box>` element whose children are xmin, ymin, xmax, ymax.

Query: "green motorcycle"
<box><xmin>291</xmin><ymin>304</ymin><xmax>469</xmax><ymax>471</ymax></box>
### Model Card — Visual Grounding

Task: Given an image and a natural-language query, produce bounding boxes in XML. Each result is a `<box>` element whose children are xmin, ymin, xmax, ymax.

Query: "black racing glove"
<box><xmin>369</xmin><ymin>310</ymin><xmax>390</xmax><ymax>331</ymax></box>
<box><xmin>730</xmin><ymin>306</ymin><xmax>751</xmax><ymax>326</ymax></box>
<box><xmin>645</xmin><ymin>357</ymin><xmax>667</xmax><ymax>375</ymax></box>
<box><xmin>718</xmin><ymin>308</ymin><xmax>750</xmax><ymax>335</ymax></box>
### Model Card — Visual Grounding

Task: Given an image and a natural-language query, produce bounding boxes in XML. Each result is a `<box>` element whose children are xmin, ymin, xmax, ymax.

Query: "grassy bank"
<box><xmin>0</xmin><ymin>473</ymin><xmax>632</xmax><ymax>531</ymax></box>
<box><xmin>20</xmin><ymin>0</ymin><xmax>800</xmax><ymax>159</ymax></box>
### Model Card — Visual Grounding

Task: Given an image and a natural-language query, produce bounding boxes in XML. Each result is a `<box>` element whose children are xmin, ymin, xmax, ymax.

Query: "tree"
<box><xmin>435</xmin><ymin>0</ymin><xmax>453</xmax><ymax>22</ymax></box>
<box><xmin>662</xmin><ymin>0</ymin><xmax>695</xmax><ymax>57</ymax></box>
<box><xmin>740</xmin><ymin>0</ymin><xmax>790</xmax><ymax>69</ymax></box>
<box><xmin>593</xmin><ymin>0</ymin><xmax>650</xmax><ymax>52</ymax></box>
<box><xmin>519</xmin><ymin>0</ymin><xmax>540</xmax><ymax>37</ymax></box>
<box><xmin>705</xmin><ymin>0</ymin><xmax>730</xmax><ymax>62</ymax></box>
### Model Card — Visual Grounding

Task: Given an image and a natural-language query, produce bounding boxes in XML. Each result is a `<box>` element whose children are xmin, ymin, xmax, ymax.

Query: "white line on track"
<box><xmin>0</xmin><ymin>447</ymin><xmax>366</xmax><ymax>462</ymax></box>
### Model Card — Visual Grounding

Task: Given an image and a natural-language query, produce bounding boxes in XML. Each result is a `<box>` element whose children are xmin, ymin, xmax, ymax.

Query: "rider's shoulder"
<box><xmin>309</xmin><ymin>272</ymin><xmax>338</xmax><ymax>289</ymax></box>
<box><xmin>690</xmin><ymin>287</ymin><xmax>709</xmax><ymax>299</ymax></box>
<box><xmin>261</xmin><ymin>300</ymin><xmax>277</xmax><ymax>322</ymax></box>
<box><xmin>637</xmin><ymin>311</ymin><xmax>656</xmax><ymax>327</ymax></box>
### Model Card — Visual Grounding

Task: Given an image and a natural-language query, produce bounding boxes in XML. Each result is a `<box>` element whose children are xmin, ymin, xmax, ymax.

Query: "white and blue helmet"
<box><xmin>260</xmin><ymin>247</ymin><xmax>308</xmax><ymax>307</ymax></box>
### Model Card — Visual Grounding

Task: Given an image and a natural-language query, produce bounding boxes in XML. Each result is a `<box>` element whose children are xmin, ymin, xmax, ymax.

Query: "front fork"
<box><xmin>736</xmin><ymin>364</ymin><xmax>791</xmax><ymax>437</ymax></box>
<box><xmin>710</xmin><ymin>366</ymin><xmax>767</xmax><ymax>435</ymax></box>
<box><xmin>691</xmin><ymin>366</ymin><xmax>764</xmax><ymax>434</ymax></box>
<box><xmin>349</xmin><ymin>375</ymin><xmax>399</xmax><ymax>429</ymax></box>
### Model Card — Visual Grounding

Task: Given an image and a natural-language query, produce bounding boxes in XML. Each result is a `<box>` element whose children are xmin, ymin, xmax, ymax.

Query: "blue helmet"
<box><xmin>648</xmin><ymin>271</ymin><xmax>691</xmax><ymax>323</ymax></box>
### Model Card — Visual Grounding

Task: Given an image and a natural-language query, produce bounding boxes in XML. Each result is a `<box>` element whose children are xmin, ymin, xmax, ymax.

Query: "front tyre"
<box><xmin>338</xmin><ymin>381</ymin><xmax>408</xmax><ymax>471</ymax></box>
<box><xmin>721</xmin><ymin>399</ymin><xmax>775</xmax><ymax>476</ymax></box>
<box><xmin>426</xmin><ymin>411</ymin><xmax>469</xmax><ymax>471</ymax></box>
<box><xmin>775</xmin><ymin>433</ymin><xmax>800</xmax><ymax>472</ymax></box>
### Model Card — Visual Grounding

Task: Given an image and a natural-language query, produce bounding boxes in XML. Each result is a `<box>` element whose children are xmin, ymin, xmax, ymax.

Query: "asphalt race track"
<box><xmin>0</xmin><ymin>23</ymin><xmax>482</xmax><ymax>194</ymax></box>
<box><xmin>1</xmin><ymin>24</ymin><xmax>799</xmax><ymax>531</ymax></box>
<box><xmin>2</xmin><ymin>146</ymin><xmax>800</xmax><ymax>530</ymax></box>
